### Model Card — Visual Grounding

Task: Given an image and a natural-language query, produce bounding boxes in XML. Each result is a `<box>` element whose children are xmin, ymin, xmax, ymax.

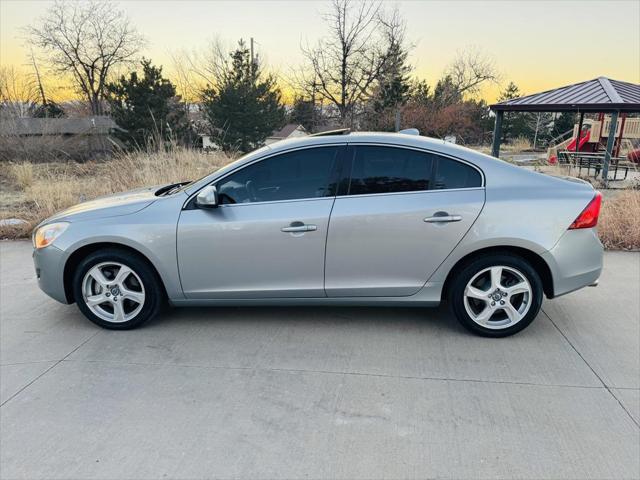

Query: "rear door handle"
<box><xmin>281</xmin><ymin>222</ymin><xmax>317</xmax><ymax>233</ymax></box>
<box><xmin>424</xmin><ymin>213</ymin><xmax>462</xmax><ymax>223</ymax></box>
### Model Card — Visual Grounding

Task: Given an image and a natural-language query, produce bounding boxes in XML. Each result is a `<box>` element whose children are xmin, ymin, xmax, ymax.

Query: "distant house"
<box><xmin>264</xmin><ymin>124</ymin><xmax>307</xmax><ymax>145</ymax></box>
<box><xmin>0</xmin><ymin>116</ymin><xmax>124</xmax><ymax>160</ymax></box>
<box><xmin>198</xmin><ymin>133</ymin><xmax>221</xmax><ymax>151</ymax></box>
<box><xmin>0</xmin><ymin>116</ymin><xmax>121</xmax><ymax>136</ymax></box>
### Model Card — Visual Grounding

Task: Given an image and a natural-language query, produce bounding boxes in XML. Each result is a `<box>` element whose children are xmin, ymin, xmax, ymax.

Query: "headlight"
<box><xmin>33</xmin><ymin>222</ymin><xmax>69</xmax><ymax>249</ymax></box>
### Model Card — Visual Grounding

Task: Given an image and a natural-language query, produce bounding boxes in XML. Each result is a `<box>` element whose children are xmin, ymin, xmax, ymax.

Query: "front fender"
<box><xmin>54</xmin><ymin>196</ymin><xmax>185</xmax><ymax>301</ymax></box>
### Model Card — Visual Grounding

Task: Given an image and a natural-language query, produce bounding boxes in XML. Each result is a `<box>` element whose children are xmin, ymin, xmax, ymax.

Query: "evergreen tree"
<box><xmin>368</xmin><ymin>11</ymin><xmax>412</xmax><ymax>131</ymax></box>
<box><xmin>498</xmin><ymin>81</ymin><xmax>529</xmax><ymax>142</ymax></box>
<box><xmin>551</xmin><ymin>112</ymin><xmax>576</xmax><ymax>138</ymax></box>
<box><xmin>432</xmin><ymin>75</ymin><xmax>463</xmax><ymax>108</ymax></box>
<box><xmin>201</xmin><ymin>40</ymin><xmax>285</xmax><ymax>152</ymax></box>
<box><xmin>498</xmin><ymin>81</ymin><xmax>521</xmax><ymax>102</ymax></box>
<box><xmin>289</xmin><ymin>96</ymin><xmax>317</xmax><ymax>132</ymax></box>
<box><xmin>409</xmin><ymin>80</ymin><xmax>431</xmax><ymax>106</ymax></box>
<box><xmin>107</xmin><ymin>59</ymin><xmax>190</xmax><ymax>148</ymax></box>
<box><xmin>33</xmin><ymin>101</ymin><xmax>65</xmax><ymax>118</ymax></box>
<box><xmin>373</xmin><ymin>40</ymin><xmax>411</xmax><ymax>112</ymax></box>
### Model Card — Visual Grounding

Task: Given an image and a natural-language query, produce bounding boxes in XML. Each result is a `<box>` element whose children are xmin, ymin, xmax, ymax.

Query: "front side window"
<box><xmin>216</xmin><ymin>146</ymin><xmax>339</xmax><ymax>204</ymax></box>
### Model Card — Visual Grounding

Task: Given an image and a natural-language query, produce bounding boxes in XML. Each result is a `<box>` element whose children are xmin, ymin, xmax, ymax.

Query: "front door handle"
<box><xmin>424</xmin><ymin>212</ymin><xmax>462</xmax><ymax>223</ymax></box>
<box><xmin>281</xmin><ymin>221</ymin><xmax>317</xmax><ymax>233</ymax></box>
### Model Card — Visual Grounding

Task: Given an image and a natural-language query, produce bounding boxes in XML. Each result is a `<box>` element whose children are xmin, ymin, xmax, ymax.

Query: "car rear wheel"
<box><xmin>448</xmin><ymin>253</ymin><xmax>543</xmax><ymax>337</ymax></box>
<box><xmin>72</xmin><ymin>249</ymin><xmax>163</xmax><ymax>329</ymax></box>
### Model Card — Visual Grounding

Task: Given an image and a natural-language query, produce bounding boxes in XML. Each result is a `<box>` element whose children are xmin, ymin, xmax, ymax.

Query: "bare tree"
<box><xmin>27</xmin><ymin>0</ymin><xmax>144</xmax><ymax>115</ymax></box>
<box><xmin>0</xmin><ymin>66</ymin><xmax>39</xmax><ymax>118</ymax></box>
<box><xmin>168</xmin><ymin>38</ymin><xmax>234</xmax><ymax>115</ymax></box>
<box><xmin>170</xmin><ymin>38</ymin><xmax>231</xmax><ymax>91</ymax></box>
<box><xmin>446</xmin><ymin>48</ymin><xmax>500</xmax><ymax>98</ymax></box>
<box><xmin>168</xmin><ymin>50</ymin><xmax>200</xmax><ymax>112</ymax></box>
<box><xmin>298</xmin><ymin>0</ymin><xmax>389</xmax><ymax>126</ymax></box>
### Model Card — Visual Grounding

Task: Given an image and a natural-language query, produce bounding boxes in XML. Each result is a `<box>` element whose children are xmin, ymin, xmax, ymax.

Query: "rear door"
<box><xmin>324</xmin><ymin>145</ymin><xmax>485</xmax><ymax>297</ymax></box>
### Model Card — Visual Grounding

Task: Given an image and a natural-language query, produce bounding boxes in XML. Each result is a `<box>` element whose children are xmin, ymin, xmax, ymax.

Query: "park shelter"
<box><xmin>489</xmin><ymin>77</ymin><xmax>640</xmax><ymax>180</ymax></box>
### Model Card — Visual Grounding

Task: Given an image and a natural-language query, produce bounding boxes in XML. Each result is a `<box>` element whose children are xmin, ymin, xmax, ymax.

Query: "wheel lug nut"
<box><xmin>500</xmin><ymin>300</ymin><xmax>505</xmax><ymax>305</ymax></box>
<box><xmin>491</xmin><ymin>301</ymin><xmax>495</xmax><ymax>306</ymax></box>
<box><xmin>106</xmin><ymin>293</ymin><xmax>110</xmax><ymax>297</ymax></box>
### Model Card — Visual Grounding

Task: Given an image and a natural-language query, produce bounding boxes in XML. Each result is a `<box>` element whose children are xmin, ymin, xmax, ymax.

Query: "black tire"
<box><xmin>72</xmin><ymin>248</ymin><xmax>164</xmax><ymax>330</ymax></box>
<box><xmin>448</xmin><ymin>253</ymin><xmax>543</xmax><ymax>337</ymax></box>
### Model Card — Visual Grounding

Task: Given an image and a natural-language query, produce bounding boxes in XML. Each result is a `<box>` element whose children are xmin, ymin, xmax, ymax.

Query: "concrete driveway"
<box><xmin>1</xmin><ymin>240</ymin><xmax>638</xmax><ymax>479</ymax></box>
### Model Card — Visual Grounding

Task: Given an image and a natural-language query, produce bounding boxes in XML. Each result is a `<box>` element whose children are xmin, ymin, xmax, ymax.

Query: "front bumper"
<box><xmin>32</xmin><ymin>245</ymin><xmax>70</xmax><ymax>304</ymax></box>
<box><xmin>542</xmin><ymin>228</ymin><xmax>604</xmax><ymax>298</ymax></box>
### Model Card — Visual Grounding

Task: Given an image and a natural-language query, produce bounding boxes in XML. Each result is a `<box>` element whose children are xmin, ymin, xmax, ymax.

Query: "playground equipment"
<box><xmin>491</xmin><ymin>77</ymin><xmax>640</xmax><ymax>182</ymax></box>
<box><xmin>548</xmin><ymin>114</ymin><xmax>640</xmax><ymax>163</ymax></box>
<box><xmin>566</xmin><ymin>130</ymin><xmax>590</xmax><ymax>152</ymax></box>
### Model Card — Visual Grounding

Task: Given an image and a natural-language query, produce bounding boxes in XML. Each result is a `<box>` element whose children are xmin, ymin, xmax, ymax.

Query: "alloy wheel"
<box><xmin>81</xmin><ymin>261</ymin><xmax>146</xmax><ymax>323</ymax></box>
<box><xmin>463</xmin><ymin>265</ymin><xmax>532</xmax><ymax>329</ymax></box>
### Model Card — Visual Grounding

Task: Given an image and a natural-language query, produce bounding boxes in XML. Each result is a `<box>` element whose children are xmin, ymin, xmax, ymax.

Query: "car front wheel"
<box><xmin>449</xmin><ymin>253</ymin><xmax>543</xmax><ymax>337</ymax></box>
<box><xmin>72</xmin><ymin>249</ymin><xmax>163</xmax><ymax>329</ymax></box>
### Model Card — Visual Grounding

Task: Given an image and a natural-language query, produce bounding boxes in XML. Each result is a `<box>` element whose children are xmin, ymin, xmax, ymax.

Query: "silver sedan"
<box><xmin>32</xmin><ymin>131</ymin><xmax>603</xmax><ymax>337</ymax></box>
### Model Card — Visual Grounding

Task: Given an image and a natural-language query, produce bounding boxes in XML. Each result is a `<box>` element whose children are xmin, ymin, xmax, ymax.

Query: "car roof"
<box><xmin>266</xmin><ymin>131</ymin><xmax>496</xmax><ymax>166</ymax></box>
<box><xmin>184</xmin><ymin>131</ymin><xmax>592</xmax><ymax>196</ymax></box>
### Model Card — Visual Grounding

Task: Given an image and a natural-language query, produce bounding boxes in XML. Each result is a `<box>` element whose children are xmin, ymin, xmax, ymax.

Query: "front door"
<box><xmin>177</xmin><ymin>145</ymin><xmax>343</xmax><ymax>299</ymax></box>
<box><xmin>325</xmin><ymin>145</ymin><xmax>485</xmax><ymax>297</ymax></box>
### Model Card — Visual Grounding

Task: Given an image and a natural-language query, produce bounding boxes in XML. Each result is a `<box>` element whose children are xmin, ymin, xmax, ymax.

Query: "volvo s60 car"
<box><xmin>32</xmin><ymin>130</ymin><xmax>603</xmax><ymax>337</ymax></box>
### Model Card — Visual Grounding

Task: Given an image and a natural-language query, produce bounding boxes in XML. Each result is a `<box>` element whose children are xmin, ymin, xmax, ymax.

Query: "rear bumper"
<box><xmin>33</xmin><ymin>245</ymin><xmax>70</xmax><ymax>304</ymax></box>
<box><xmin>542</xmin><ymin>228</ymin><xmax>603</xmax><ymax>298</ymax></box>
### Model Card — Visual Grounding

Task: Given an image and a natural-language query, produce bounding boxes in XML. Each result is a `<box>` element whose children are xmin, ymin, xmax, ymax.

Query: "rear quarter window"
<box><xmin>433</xmin><ymin>157</ymin><xmax>482</xmax><ymax>189</ymax></box>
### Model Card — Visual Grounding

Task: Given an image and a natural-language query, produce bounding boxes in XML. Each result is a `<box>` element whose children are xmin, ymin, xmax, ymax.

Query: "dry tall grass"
<box><xmin>508</xmin><ymin>136</ymin><xmax>533</xmax><ymax>152</ymax></box>
<box><xmin>0</xmin><ymin>148</ymin><xmax>234</xmax><ymax>238</ymax></box>
<box><xmin>9</xmin><ymin>162</ymin><xmax>34</xmax><ymax>189</ymax></box>
<box><xmin>598</xmin><ymin>190</ymin><xmax>640</xmax><ymax>250</ymax></box>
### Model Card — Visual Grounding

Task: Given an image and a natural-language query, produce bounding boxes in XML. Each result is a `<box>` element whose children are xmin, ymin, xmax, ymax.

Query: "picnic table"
<box><xmin>557</xmin><ymin>151</ymin><xmax>635</xmax><ymax>181</ymax></box>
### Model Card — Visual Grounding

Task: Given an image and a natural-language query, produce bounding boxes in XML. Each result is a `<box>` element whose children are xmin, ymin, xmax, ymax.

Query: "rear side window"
<box><xmin>346</xmin><ymin>146</ymin><xmax>482</xmax><ymax>195</ymax></box>
<box><xmin>348</xmin><ymin>146</ymin><xmax>434</xmax><ymax>195</ymax></box>
<box><xmin>433</xmin><ymin>157</ymin><xmax>482</xmax><ymax>189</ymax></box>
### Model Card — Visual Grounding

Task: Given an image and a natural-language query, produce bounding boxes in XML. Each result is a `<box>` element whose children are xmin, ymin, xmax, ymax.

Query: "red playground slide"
<box><xmin>567</xmin><ymin>130</ymin><xmax>590</xmax><ymax>151</ymax></box>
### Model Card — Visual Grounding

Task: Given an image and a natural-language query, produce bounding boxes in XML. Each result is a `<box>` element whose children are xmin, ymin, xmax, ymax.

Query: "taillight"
<box><xmin>569</xmin><ymin>192</ymin><xmax>602</xmax><ymax>229</ymax></box>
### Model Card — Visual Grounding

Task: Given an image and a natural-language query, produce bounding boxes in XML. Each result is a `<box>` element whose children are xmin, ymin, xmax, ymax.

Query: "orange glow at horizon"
<box><xmin>2</xmin><ymin>0</ymin><xmax>639</xmax><ymax>105</ymax></box>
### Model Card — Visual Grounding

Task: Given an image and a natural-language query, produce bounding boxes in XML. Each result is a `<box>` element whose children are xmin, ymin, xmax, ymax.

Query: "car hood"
<box><xmin>42</xmin><ymin>186</ymin><xmax>160</xmax><ymax>224</ymax></box>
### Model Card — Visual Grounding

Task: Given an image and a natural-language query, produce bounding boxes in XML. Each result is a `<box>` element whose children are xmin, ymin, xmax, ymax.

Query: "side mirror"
<box><xmin>195</xmin><ymin>185</ymin><xmax>218</xmax><ymax>208</ymax></box>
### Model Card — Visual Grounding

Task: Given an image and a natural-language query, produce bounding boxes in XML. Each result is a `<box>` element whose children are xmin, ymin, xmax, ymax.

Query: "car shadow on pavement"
<box><xmin>143</xmin><ymin>303</ymin><xmax>461</xmax><ymax>333</ymax></box>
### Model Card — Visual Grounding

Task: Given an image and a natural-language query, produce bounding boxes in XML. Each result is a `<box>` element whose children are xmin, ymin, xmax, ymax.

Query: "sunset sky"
<box><xmin>1</xmin><ymin>0</ymin><xmax>639</xmax><ymax>103</ymax></box>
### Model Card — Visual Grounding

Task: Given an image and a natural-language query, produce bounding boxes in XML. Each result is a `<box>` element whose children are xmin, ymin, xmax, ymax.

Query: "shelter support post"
<box><xmin>615</xmin><ymin>113</ymin><xmax>627</xmax><ymax>157</ymax></box>
<box><xmin>491</xmin><ymin>111</ymin><xmax>503</xmax><ymax>158</ymax></box>
<box><xmin>574</xmin><ymin>112</ymin><xmax>584</xmax><ymax>163</ymax></box>
<box><xmin>576</xmin><ymin>112</ymin><xmax>584</xmax><ymax>146</ymax></box>
<box><xmin>602</xmin><ymin>110</ymin><xmax>619</xmax><ymax>183</ymax></box>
